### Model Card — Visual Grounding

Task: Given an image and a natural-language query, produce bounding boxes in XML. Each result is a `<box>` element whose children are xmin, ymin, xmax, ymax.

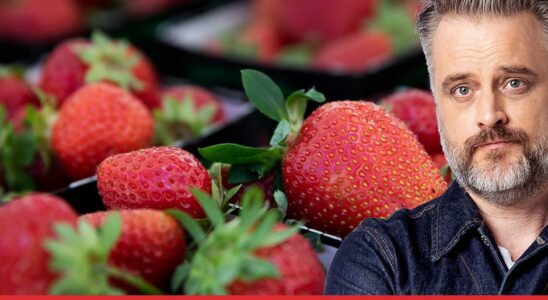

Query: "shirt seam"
<box><xmin>458</xmin><ymin>253</ymin><xmax>482</xmax><ymax>295</ymax></box>
<box><xmin>363</xmin><ymin>228</ymin><xmax>397</xmax><ymax>276</ymax></box>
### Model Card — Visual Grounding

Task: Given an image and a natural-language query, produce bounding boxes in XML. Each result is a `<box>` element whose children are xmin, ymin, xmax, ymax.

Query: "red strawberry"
<box><xmin>282</xmin><ymin>101</ymin><xmax>446</xmax><ymax>236</ymax></box>
<box><xmin>171</xmin><ymin>187</ymin><xmax>325</xmax><ymax>295</ymax></box>
<box><xmin>81</xmin><ymin>210</ymin><xmax>186</xmax><ymax>292</ymax></box>
<box><xmin>277</xmin><ymin>0</ymin><xmax>376</xmax><ymax>44</ymax></box>
<box><xmin>51</xmin><ymin>82</ymin><xmax>154</xmax><ymax>180</ymax></box>
<box><xmin>39</xmin><ymin>32</ymin><xmax>160</xmax><ymax>108</ymax></box>
<box><xmin>97</xmin><ymin>146</ymin><xmax>211</xmax><ymax>218</ymax></box>
<box><xmin>431</xmin><ymin>152</ymin><xmax>453</xmax><ymax>184</ymax></box>
<box><xmin>0</xmin><ymin>194</ymin><xmax>77</xmax><ymax>294</ymax></box>
<box><xmin>251</xmin><ymin>0</ymin><xmax>280</xmax><ymax>24</ymax></box>
<box><xmin>237</xmin><ymin>21</ymin><xmax>284</xmax><ymax>63</ymax></box>
<box><xmin>380</xmin><ymin>88</ymin><xmax>441</xmax><ymax>154</ymax></box>
<box><xmin>161</xmin><ymin>85</ymin><xmax>226</xmax><ymax>125</ymax></box>
<box><xmin>312</xmin><ymin>32</ymin><xmax>392</xmax><ymax>73</ymax></box>
<box><xmin>200</xmin><ymin>71</ymin><xmax>447</xmax><ymax>238</ymax></box>
<box><xmin>0</xmin><ymin>68</ymin><xmax>39</xmax><ymax>122</ymax></box>
<box><xmin>0</xmin><ymin>0</ymin><xmax>82</xmax><ymax>43</ymax></box>
<box><xmin>227</xmin><ymin>224</ymin><xmax>324</xmax><ymax>295</ymax></box>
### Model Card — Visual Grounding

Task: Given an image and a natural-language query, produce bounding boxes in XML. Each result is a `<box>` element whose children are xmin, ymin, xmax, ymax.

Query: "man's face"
<box><xmin>431</xmin><ymin>13</ymin><xmax>548</xmax><ymax>206</ymax></box>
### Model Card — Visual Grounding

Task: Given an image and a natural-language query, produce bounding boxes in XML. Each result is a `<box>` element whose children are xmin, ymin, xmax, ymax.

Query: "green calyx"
<box><xmin>198</xmin><ymin>69</ymin><xmax>325</xmax><ymax>184</ymax></box>
<box><xmin>167</xmin><ymin>187</ymin><xmax>299</xmax><ymax>295</ymax></box>
<box><xmin>45</xmin><ymin>213</ymin><xmax>163</xmax><ymax>295</ymax></box>
<box><xmin>153</xmin><ymin>95</ymin><xmax>217</xmax><ymax>146</ymax></box>
<box><xmin>75</xmin><ymin>31</ymin><xmax>144</xmax><ymax>92</ymax></box>
<box><xmin>0</xmin><ymin>64</ymin><xmax>25</xmax><ymax>79</ymax></box>
<box><xmin>0</xmin><ymin>105</ymin><xmax>37</xmax><ymax>194</ymax></box>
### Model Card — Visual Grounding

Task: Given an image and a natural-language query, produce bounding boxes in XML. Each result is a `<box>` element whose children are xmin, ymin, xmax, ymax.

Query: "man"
<box><xmin>325</xmin><ymin>0</ymin><xmax>548</xmax><ymax>295</ymax></box>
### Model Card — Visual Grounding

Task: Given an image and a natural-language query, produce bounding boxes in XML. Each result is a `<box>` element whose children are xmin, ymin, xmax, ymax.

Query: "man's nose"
<box><xmin>476</xmin><ymin>90</ymin><xmax>508</xmax><ymax>128</ymax></box>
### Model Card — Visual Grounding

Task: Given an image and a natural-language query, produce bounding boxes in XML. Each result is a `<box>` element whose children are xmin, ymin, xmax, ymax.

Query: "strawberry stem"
<box><xmin>106</xmin><ymin>267</ymin><xmax>163</xmax><ymax>295</ymax></box>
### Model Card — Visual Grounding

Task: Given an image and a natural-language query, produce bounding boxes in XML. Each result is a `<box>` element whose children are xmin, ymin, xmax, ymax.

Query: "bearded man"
<box><xmin>325</xmin><ymin>0</ymin><xmax>548</xmax><ymax>295</ymax></box>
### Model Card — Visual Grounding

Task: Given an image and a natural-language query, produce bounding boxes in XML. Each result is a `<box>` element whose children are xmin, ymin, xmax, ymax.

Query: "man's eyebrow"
<box><xmin>441</xmin><ymin>73</ymin><xmax>472</xmax><ymax>91</ymax></box>
<box><xmin>499</xmin><ymin>65</ymin><xmax>538</xmax><ymax>76</ymax></box>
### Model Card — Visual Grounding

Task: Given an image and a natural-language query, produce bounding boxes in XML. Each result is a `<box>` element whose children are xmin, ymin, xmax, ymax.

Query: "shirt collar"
<box><xmin>431</xmin><ymin>181</ymin><xmax>483</xmax><ymax>262</ymax></box>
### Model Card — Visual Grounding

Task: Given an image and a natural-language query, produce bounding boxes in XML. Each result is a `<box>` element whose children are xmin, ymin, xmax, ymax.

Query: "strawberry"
<box><xmin>380</xmin><ymin>88</ymin><xmax>441</xmax><ymax>154</ymax></box>
<box><xmin>251</xmin><ymin>0</ymin><xmax>280</xmax><ymax>25</ymax></box>
<box><xmin>277</xmin><ymin>0</ymin><xmax>376</xmax><ymax>44</ymax></box>
<box><xmin>0</xmin><ymin>193</ymin><xmax>77</xmax><ymax>294</ymax></box>
<box><xmin>169</xmin><ymin>187</ymin><xmax>325</xmax><ymax>295</ymax></box>
<box><xmin>221</xmin><ymin>165</ymin><xmax>276</xmax><ymax>207</ymax></box>
<box><xmin>0</xmin><ymin>0</ymin><xmax>82</xmax><ymax>44</ymax></box>
<box><xmin>200</xmin><ymin>70</ymin><xmax>447</xmax><ymax>237</ymax></box>
<box><xmin>97</xmin><ymin>146</ymin><xmax>211</xmax><ymax>218</ymax></box>
<box><xmin>237</xmin><ymin>21</ymin><xmax>284</xmax><ymax>63</ymax></box>
<box><xmin>81</xmin><ymin>210</ymin><xmax>186</xmax><ymax>292</ymax></box>
<box><xmin>52</xmin><ymin>82</ymin><xmax>153</xmax><ymax>180</ymax></box>
<box><xmin>312</xmin><ymin>32</ymin><xmax>392</xmax><ymax>73</ymax></box>
<box><xmin>431</xmin><ymin>152</ymin><xmax>453</xmax><ymax>184</ymax></box>
<box><xmin>39</xmin><ymin>32</ymin><xmax>160</xmax><ymax>108</ymax></box>
<box><xmin>0</xmin><ymin>66</ymin><xmax>39</xmax><ymax>122</ymax></box>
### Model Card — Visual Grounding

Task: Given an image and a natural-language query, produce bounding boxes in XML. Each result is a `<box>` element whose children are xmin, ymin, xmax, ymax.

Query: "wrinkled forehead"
<box><xmin>429</xmin><ymin>12</ymin><xmax>547</xmax><ymax>86</ymax></box>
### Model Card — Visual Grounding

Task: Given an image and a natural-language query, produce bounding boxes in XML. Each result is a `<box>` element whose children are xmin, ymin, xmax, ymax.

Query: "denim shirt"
<box><xmin>325</xmin><ymin>182</ymin><xmax>548</xmax><ymax>295</ymax></box>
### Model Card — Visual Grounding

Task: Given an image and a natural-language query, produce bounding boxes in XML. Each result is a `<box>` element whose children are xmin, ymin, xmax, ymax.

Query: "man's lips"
<box><xmin>476</xmin><ymin>140</ymin><xmax>518</xmax><ymax>151</ymax></box>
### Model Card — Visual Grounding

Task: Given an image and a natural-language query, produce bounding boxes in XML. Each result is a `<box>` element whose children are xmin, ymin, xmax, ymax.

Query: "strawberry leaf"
<box><xmin>269</xmin><ymin>119</ymin><xmax>290</xmax><ymax>147</ymax></box>
<box><xmin>199</xmin><ymin>144</ymin><xmax>284</xmax><ymax>165</ymax></box>
<box><xmin>171</xmin><ymin>262</ymin><xmax>191</xmax><ymax>293</ymax></box>
<box><xmin>273</xmin><ymin>190</ymin><xmax>288</xmax><ymax>219</ymax></box>
<box><xmin>166</xmin><ymin>209</ymin><xmax>206</xmax><ymax>245</ymax></box>
<box><xmin>241</xmin><ymin>69</ymin><xmax>288</xmax><ymax>122</ymax></box>
<box><xmin>239</xmin><ymin>255</ymin><xmax>279</xmax><ymax>282</ymax></box>
<box><xmin>285</xmin><ymin>88</ymin><xmax>326</xmax><ymax>135</ymax></box>
<box><xmin>191</xmin><ymin>188</ymin><xmax>224</xmax><ymax>229</ymax></box>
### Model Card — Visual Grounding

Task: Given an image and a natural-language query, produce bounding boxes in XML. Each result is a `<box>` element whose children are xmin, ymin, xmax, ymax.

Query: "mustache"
<box><xmin>464</xmin><ymin>126</ymin><xmax>529</xmax><ymax>155</ymax></box>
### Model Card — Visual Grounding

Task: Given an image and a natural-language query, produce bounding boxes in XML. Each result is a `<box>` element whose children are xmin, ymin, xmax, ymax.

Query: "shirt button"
<box><xmin>481</xmin><ymin>236</ymin><xmax>490</xmax><ymax>246</ymax></box>
<box><xmin>537</xmin><ymin>237</ymin><xmax>546</xmax><ymax>245</ymax></box>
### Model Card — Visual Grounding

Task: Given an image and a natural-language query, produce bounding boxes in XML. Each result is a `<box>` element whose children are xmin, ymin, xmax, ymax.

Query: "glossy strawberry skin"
<box><xmin>82</xmin><ymin>210</ymin><xmax>186</xmax><ymax>291</ymax></box>
<box><xmin>97</xmin><ymin>147</ymin><xmax>211</xmax><ymax>218</ymax></box>
<box><xmin>0</xmin><ymin>0</ymin><xmax>82</xmax><ymax>44</ymax></box>
<box><xmin>162</xmin><ymin>85</ymin><xmax>226</xmax><ymax>124</ymax></box>
<box><xmin>51</xmin><ymin>83</ymin><xmax>154</xmax><ymax>180</ymax></box>
<box><xmin>0</xmin><ymin>194</ymin><xmax>78</xmax><ymax>295</ymax></box>
<box><xmin>39</xmin><ymin>39</ymin><xmax>160</xmax><ymax>109</ymax></box>
<box><xmin>282</xmin><ymin>101</ymin><xmax>447</xmax><ymax>237</ymax></box>
<box><xmin>0</xmin><ymin>74</ymin><xmax>39</xmax><ymax>121</ymax></box>
<box><xmin>381</xmin><ymin>88</ymin><xmax>441</xmax><ymax>154</ymax></box>
<box><xmin>277</xmin><ymin>0</ymin><xmax>376</xmax><ymax>44</ymax></box>
<box><xmin>228</xmin><ymin>224</ymin><xmax>325</xmax><ymax>295</ymax></box>
<box><xmin>313</xmin><ymin>32</ymin><xmax>392</xmax><ymax>73</ymax></box>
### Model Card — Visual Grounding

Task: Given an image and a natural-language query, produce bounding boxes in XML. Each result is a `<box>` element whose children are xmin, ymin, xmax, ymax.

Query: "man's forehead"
<box><xmin>430</xmin><ymin>12</ymin><xmax>546</xmax><ymax>84</ymax></box>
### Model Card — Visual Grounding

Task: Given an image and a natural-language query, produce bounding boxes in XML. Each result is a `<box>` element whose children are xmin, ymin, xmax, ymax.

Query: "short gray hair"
<box><xmin>416</xmin><ymin>0</ymin><xmax>548</xmax><ymax>81</ymax></box>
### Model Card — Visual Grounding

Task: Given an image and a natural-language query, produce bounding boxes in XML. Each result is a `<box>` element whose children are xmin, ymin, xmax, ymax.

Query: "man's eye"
<box><xmin>505</xmin><ymin>79</ymin><xmax>524</xmax><ymax>89</ymax></box>
<box><xmin>454</xmin><ymin>86</ymin><xmax>470</xmax><ymax>96</ymax></box>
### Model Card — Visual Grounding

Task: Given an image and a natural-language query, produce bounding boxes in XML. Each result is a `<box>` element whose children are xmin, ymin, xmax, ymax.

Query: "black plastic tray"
<box><xmin>140</xmin><ymin>0</ymin><xmax>430</xmax><ymax>100</ymax></box>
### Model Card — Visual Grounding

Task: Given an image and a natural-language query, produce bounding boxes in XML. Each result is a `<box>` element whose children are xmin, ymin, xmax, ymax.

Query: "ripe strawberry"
<box><xmin>200</xmin><ymin>70</ymin><xmax>447</xmax><ymax>237</ymax></box>
<box><xmin>380</xmin><ymin>88</ymin><xmax>441</xmax><ymax>154</ymax></box>
<box><xmin>277</xmin><ymin>0</ymin><xmax>376</xmax><ymax>44</ymax></box>
<box><xmin>251</xmin><ymin>0</ymin><xmax>280</xmax><ymax>24</ymax></box>
<box><xmin>52</xmin><ymin>82</ymin><xmax>153</xmax><ymax>180</ymax></box>
<box><xmin>0</xmin><ymin>194</ymin><xmax>78</xmax><ymax>294</ymax></box>
<box><xmin>39</xmin><ymin>32</ymin><xmax>160</xmax><ymax>108</ymax></box>
<box><xmin>312</xmin><ymin>32</ymin><xmax>392</xmax><ymax>73</ymax></box>
<box><xmin>237</xmin><ymin>21</ymin><xmax>284</xmax><ymax>63</ymax></box>
<box><xmin>161</xmin><ymin>85</ymin><xmax>226</xmax><ymax>125</ymax></box>
<box><xmin>97</xmin><ymin>146</ymin><xmax>211</xmax><ymax>218</ymax></box>
<box><xmin>227</xmin><ymin>224</ymin><xmax>325</xmax><ymax>295</ymax></box>
<box><xmin>0</xmin><ymin>67</ymin><xmax>39</xmax><ymax>122</ymax></box>
<box><xmin>81</xmin><ymin>210</ymin><xmax>186</xmax><ymax>292</ymax></box>
<box><xmin>169</xmin><ymin>187</ymin><xmax>325</xmax><ymax>295</ymax></box>
<box><xmin>0</xmin><ymin>0</ymin><xmax>82</xmax><ymax>44</ymax></box>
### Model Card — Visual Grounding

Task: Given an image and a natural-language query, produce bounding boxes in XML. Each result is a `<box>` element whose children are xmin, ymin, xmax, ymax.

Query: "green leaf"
<box><xmin>227</xmin><ymin>165</ymin><xmax>259</xmax><ymax>184</ymax></box>
<box><xmin>199</xmin><ymin>144</ymin><xmax>283</xmax><ymax>165</ymax></box>
<box><xmin>191</xmin><ymin>189</ymin><xmax>224</xmax><ymax>228</ymax></box>
<box><xmin>98</xmin><ymin>213</ymin><xmax>122</xmax><ymax>252</ymax></box>
<box><xmin>240</xmin><ymin>255</ymin><xmax>280</xmax><ymax>282</ymax></box>
<box><xmin>239</xmin><ymin>187</ymin><xmax>267</xmax><ymax>230</ymax></box>
<box><xmin>305</xmin><ymin>87</ymin><xmax>326</xmax><ymax>102</ymax></box>
<box><xmin>225</xmin><ymin>185</ymin><xmax>242</xmax><ymax>202</ymax></box>
<box><xmin>0</xmin><ymin>105</ymin><xmax>5</xmax><ymax>124</ymax></box>
<box><xmin>166</xmin><ymin>209</ymin><xmax>206</xmax><ymax>245</ymax></box>
<box><xmin>269</xmin><ymin>120</ymin><xmax>290</xmax><ymax>147</ymax></box>
<box><xmin>171</xmin><ymin>262</ymin><xmax>191</xmax><ymax>293</ymax></box>
<box><xmin>273</xmin><ymin>190</ymin><xmax>288</xmax><ymax>219</ymax></box>
<box><xmin>258</xmin><ymin>226</ymin><xmax>299</xmax><ymax>248</ymax></box>
<box><xmin>11</xmin><ymin>132</ymin><xmax>36</xmax><ymax>166</ymax></box>
<box><xmin>246</xmin><ymin>210</ymin><xmax>279</xmax><ymax>249</ymax></box>
<box><xmin>241</xmin><ymin>69</ymin><xmax>288</xmax><ymax>121</ymax></box>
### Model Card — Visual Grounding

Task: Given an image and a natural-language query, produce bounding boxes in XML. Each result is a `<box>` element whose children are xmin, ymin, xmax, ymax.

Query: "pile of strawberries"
<box><xmin>208</xmin><ymin>0</ymin><xmax>422</xmax><ymax>73</ymax></box>
<box><xmin>0</xmin><ymin>0</ymin><xmax>190</xmax><ymax>44</ymax></box>
<box><xmin>0</xmin><ymin>32</ymin><xmax>226</xmax><ymax>195</ymax></box>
